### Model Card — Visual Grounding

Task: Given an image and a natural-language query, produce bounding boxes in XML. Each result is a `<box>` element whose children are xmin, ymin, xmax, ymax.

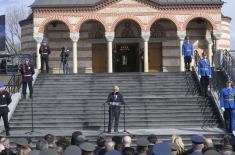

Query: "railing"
<box><xmin>2</xmin><ymin>74</ymin><xmax>22</xmax><ymax>95</ymax></box>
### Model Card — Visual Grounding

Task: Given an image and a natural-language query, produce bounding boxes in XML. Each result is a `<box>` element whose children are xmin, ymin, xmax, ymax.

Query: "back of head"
<box><xmin>71</xmin><ymin>131</ymin><xmax>83</xmax><ymax>145</ymax></box>
<box><xmin>204</xmin><ymin>138</ymin><xmax>214</xmax><ymax>149</ymax></box>
<box><xmin>56</xmin><ymin>137</ymin><xmax>70</xmax><ymax>150</ymax></box>
<box><xmin>74</xmin><ymin>135</ymin><xmax>86</xmax><ymax>146</ymax></box>
<box><xmin>147</xmin><ymin>134</ymin><xmax>158</xmax><ymax>144</ymax></box>
<box><xmin>18</xmin><ymin>145</ymin><xmax>31</xmax><ymax>155</ymax></box>
<box><xmin>123</xmin><ymin>136</ymin><xmax>132</xmax><ymax>147</ymax></box>
<box><xmin>105</xmin><ymin>138</ymin><xmax>115</xmax><ymax>151</ymax></box>
<box><xmin>36</xmin><ymin>139</ymin><xmax>48</xmax><ymax>151</ymax></box>
<box><xmin>96</xmin><ymin>136</ymin><xmax>106</xmax><ymax>147</ymax></box>
<box><xmin>44</xmin><ymin>134</ymin><xmax>56</xmax><ymax>148</ymax></box>
<box><xmin>122</xmin><ymin>147</ymin><xmax>135</xmax><ymax>155</ymax></box>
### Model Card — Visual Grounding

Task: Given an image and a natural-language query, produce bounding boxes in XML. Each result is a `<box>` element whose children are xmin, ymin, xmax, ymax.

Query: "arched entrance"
<box><xmin>44</xmin><ymin>20</ymin><xmax>72</xmax><ymax>73</ymax></box>
<box><xmin>114</xmin><ymin>20</ymin><xmax>141</xmax><ymax>72</ymax></box>
<box><xmin>150</xmin><ymin>19</ymin><xmax>177</xmax><ymax>72</ymax></box>
<box><xmin>79</xmin><ymin>20</ymin><xmax>106</xmax><ymax>73</ymax></box>
<box><xmin>186</xmin><ymin>18</ymin><xmax>214</xmax><ymax>62</ymax></box>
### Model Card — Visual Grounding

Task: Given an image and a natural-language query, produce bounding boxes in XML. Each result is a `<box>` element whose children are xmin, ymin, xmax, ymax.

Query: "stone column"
<box><xmin>33</xmin><ymin>33</ymin><xmax>44</xmax><ymax>70</ymax></box>
<box><xmin>105</xmin><ymin>32</ymin><xmax>115</xmax><ymax>73</ymax></box>
<box><xmin>206</xmin><ymin>38</ymin><xmax>213</xmax><ymax>65</ymax></box>
<box><xmin>70</xmin><ymin>32</ymin><xmax>80</xmax><ymax>74</ymax></box>
<box><xmin>177</xmin><ymin>31</ymin><xmax>186</xmax><ymax>72</ymax></box>
<box><xmin>141</xmin><ymin>32</ymin><xmax>150</xmax><ymax>72</ymax></box>
<box><xmin>213</xmin><ymin>30</ymin><xmax>222</xmax><ymax>51</ymax></box>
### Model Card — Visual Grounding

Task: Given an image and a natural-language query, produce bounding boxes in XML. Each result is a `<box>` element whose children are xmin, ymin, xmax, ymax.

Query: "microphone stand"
<box><xmin>99</xmin><ymin>102</ymin><xmax>107</xmax><ymax>135</ymax></box>
<box><xmin>122</xmin><ymin>102</ymin><xmax>130</xmax><ymax>134</ymax></box>
<box><xmin>25</xmin><ymin>97</ymin><xmax>41</xmax><ymax>135</ymax></box>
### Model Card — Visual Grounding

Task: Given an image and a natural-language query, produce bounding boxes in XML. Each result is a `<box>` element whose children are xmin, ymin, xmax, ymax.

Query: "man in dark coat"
<box><xmin>0</xmin><ymin>82</ymin><xmax>12</xmax><ymax>136</ymax></box>
<box><xmin>39</xmin><ymin>41</ymin><xmax>51</xmax><ymax>73</ymax></box>
<box><xmin>19</xmin><ymin>57</ymin><xmax>35</xmax><ymax>99</ymax></box>
<box><xmin>107</xmin><ymin>85</ymin><xmax>125</xmax><ymax>133</ymax></box>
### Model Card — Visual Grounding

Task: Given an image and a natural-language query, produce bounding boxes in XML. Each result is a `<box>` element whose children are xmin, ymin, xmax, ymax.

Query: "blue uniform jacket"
<box><xmin>220</xmin><ymin>87</ymin><xmax>235</xmax><ymax>109</ymax></box>
<box><xmin>182</xmin><ymin>41</ymin><xmax>193</xmax><ymax>57</ymax></box>
<box><xmin>198</xmin><ymin>59</ymin><xmax>211</xmax><ymax>77</ymax></box>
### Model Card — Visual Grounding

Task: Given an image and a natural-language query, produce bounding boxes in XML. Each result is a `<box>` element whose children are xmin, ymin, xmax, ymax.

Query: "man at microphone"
<box><xmin>107</xmin><ymin>85</ymin><xmax>125</xmax><ymax>133</ymax></box>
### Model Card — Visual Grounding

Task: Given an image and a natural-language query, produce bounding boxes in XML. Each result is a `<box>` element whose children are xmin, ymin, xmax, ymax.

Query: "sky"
<box><xmin>0</xmin><ymin>0</ymin><xmax>234</xmax><ymax>49</ymax></box>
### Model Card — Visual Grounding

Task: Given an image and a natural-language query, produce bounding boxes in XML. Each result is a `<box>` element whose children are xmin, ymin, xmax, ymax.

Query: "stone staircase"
<box><xmin>8</xmin><ymin>72</ymin><xmax>225</xmax><ymax>148</ymax></box>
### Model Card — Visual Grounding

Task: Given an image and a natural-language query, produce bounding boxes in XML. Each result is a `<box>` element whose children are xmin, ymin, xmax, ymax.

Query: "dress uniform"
<box><xmin>106</xmin><ymin>86</ymin><xmax>125</xmax><ymax>133</ymax></box>
<box><xmin>220</xmin><ymin>81</ymin><xmax>235</xmax><ymax>134</ymax></box>
<box><xmin>19</xmin><ymin>58</ymin><xmax>35</xmax><ymax>99</ymax></box>
<box><xmin>0</xmin><ymin>82</ymin><xmax>11</xmax><ymax>136</ymax></box>
<box><xmin>0</xmin><ymin>82</ymin><xmax>12</xmax><ymax>136</ymax></box>
<box><xmin>182</xmin><ymin>135</ymin><xmax>205</xmax><ymax>155</ymax></box>
<box><xmin>39</xmin><ymin>42</ymin><xmax>51</xmax><ymax>73</ymax></box>
<box><xmin>64</xmin><ymin>145</ymin><xmax>81</xmax><ymax>155</ymax></box>
<box><xmin>198</xmin><ymin>53</ymin><xmax>211</xmax><ymax>97</ymax></box>
<box><xmin>182</xmin><ymin>36</ymin><xmax>193</xmax><ymax>71</ymax></box>
<box><xmin>60</xmin><ymin>47</ymin><xmax>70</xmax><ymax>74</ymax></box>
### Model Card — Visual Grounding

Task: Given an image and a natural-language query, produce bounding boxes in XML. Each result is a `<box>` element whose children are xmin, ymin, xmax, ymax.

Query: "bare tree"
<box><xmin>5</xmin><ymin>5</ymin><xmax>28</xmax><ymax>54</ymax></box>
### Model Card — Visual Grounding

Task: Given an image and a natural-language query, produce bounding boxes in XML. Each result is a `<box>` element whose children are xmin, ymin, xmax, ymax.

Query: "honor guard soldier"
<box><xmin>106</xmin><ymin>85</ymin><xmax>125</xmax><ymax>133</ymax></box>
<box><xmin>198</xmin><ymin>52</ymin><xmax>211</xmax><ymax>97</ymax></box>
<box><xmin>0</xmin><ymin>82</ymin><xmax>12</xmax><ymax>136</ymax></box>
<box><xmin>19</xmin><ymin>57</ymin><xmax>35</xmax><ymax>99</ymax></box>
<box><xmin>39</xmin><ymin>41</ymin><xmax>51</xmax><ymax>73</ymax></box>
<box><xmin>182</xmin><ymin>36</ymin><xmax>193</xmax><ymax>71</ymax></box>
<box><xmin>220</xmin><ymin>80</ymin><xmax>235</xmax><ymax>134</ymax></box>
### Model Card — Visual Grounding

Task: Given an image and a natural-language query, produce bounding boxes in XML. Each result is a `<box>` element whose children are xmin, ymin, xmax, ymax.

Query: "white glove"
<box><xmin>209</xmin><ymin>75</ymin><xmax>212</xmax><ymax>78</ymax></box>
<box><xmin>221</xmin><ymin>107</ymin><xmax>225</xmax><ymax>112</ymax></box>
<box><xmin>198</xmin><ymin>75</ymin><xmax>201</xmax><ymax>79</ymax></box>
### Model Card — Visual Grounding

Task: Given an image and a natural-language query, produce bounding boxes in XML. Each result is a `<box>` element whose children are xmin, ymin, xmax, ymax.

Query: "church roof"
<box><xmin>31</xmin><ymin>0</ymin><xmax>223</xmax><ymax>8</ymax></box>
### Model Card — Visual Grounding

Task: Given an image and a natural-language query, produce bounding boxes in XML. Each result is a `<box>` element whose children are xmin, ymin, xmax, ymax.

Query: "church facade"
<box><xmin>20</xmin><ymin>0</ymin><xmax>231</xmax><ymax>73</ymax></box>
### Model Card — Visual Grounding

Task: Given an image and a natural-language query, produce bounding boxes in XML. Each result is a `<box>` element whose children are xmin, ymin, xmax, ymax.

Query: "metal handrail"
<box><xmin>4</xmin><ymin>74</ymin><xmax>22</xmax><ymax>95</ymax></box>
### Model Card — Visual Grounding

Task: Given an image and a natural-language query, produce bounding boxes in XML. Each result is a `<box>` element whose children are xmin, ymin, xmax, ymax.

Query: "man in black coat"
<box><xmin>19</xmin><ymin>57</ymin><xmax>35</xmax><ymax>99</ymax></box>
<box><xmin>0</xmin><ymin>82</ymin><xmax>12</xmax><ymax>136</ymax></box>
<box><xmin>39</xmin><ymin>41</ymin><xmax>51</xmax><ymax>73</ymax></box>
<box><xmin>107</xmin><ymin>85</ymin><xmax>125</xmax><ymax>133</ymax></box>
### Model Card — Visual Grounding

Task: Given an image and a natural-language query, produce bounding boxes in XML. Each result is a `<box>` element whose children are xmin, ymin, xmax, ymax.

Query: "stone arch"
<box><xmin>38</xmin><ymin>17</ymin><xmax>72</xmax><ymax>33</ymax></box>
<box><xmin>182</xmin><ymin>15</ymin><xmax>216</xmax><ymax>31</ymax></box>
<box><xmin>78</xmin><ymin>16</ymin><xmax>108</xmax><ymax>32</ymax></box>
<box><xmin>148</xmin><ymin>17</ymin><xmax>179</xmax><ymax>32</ymax></box>
<box><xmin>111</xmin><ymin>16</ymin><xmax>145</xmax><ymax>32</ymax></box>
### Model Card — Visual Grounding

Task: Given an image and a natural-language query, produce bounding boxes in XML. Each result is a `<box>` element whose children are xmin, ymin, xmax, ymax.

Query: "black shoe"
<box><xmin>6</xmin><ymin>131</ymin><xmax>10</xmax><ymax>136</ymax></box>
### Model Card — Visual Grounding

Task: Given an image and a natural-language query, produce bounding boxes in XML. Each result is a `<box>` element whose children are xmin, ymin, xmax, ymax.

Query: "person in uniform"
<box><xmin>60</xmin><ymin>47</ymin><xmax>70</xmax><ymax>74</ymax></box>
<box><xmin>39</xmin><ymin>41</ymin><xmax>51</xmax><ymax>73</ymax></box>
<box><xmin>0</xmin><ymin>82</ymin><xmax>11</xmax><ymax>136</ymax></box>
<box><xmin>182</xmin><ymin>36</ymin><xmax>193</xmax><ymax>71</ymax></box>
<box><xmin>19</xmin><ymin>57</ymin><xmax>35</xmax><ymax>99</ymax></box>
<box><xmin>220</xmin><ymin>80</ymin><xmax>235</xmax><ymax>134</ymax></box>
<box><xmin>182</xmin><ymin>135</ymin><xmax>205</xmax><ymax>155</ymax></box>
<box><xmin>136</xmin><ymin>137</ymin><xmax>149</xmax><ymax>155</ymax></box>
<box><xmin>80</xmin><ymin>142</ymin><xmax>95</xmax><ymax>155</ymax></box>
<box><xmin>198</xmin><ymin>52</ymin><xmax>211</xmax><ymax>97</ymax></box>
<box><xmin>106</xmin><ymin>85</ymin><xmax>125</xmax><ymax>133</ymax></box>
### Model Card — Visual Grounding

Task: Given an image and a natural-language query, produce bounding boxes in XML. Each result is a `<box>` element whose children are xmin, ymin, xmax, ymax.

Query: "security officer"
<box><xmin>182</xmin><ymin>135</ymin><xmax>205</xmax><ymax>155</ymax></box>
<box><xmin>106</xmin><ymin>85</ymin><xmax>125</xmax><ymax>133</ymax></box>
<box><xmin>182</xmin><ymin>36</ymin><xmax>193</xmax><ymax>71</ymax></box>
<box><xmin>198</xmin><ymin>52</ymin><xmax>211</xmax><ymax>97</ymax></box>
<box><xmin>19</xmin><ymin>57</ymin><xmax>35</xmax><ymax>99</ymax></box>
<box><xmin>220</xmin><ymin>80</ymin><xmax>235</xmax><ymax>134</ymax></box>
<box><xmin>39</xmin><ymin>41</ymin><xmax>51</xmax><ymax>73</ymax></box>
<box><xmin>0</xmin><ymin>82</ymin><xmax>12</xmax><ymax>136</ymax></box>
<box><xmin>60</xmin><ymin>47</ymin><xmax>70</xmax><ymax>74</ymax></box>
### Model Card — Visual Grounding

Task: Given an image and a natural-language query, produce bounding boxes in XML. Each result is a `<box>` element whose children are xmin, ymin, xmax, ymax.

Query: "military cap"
<box><xmin>136</xmin><ymin>137</ymin><xmax>149</xmax><ymax>147</ymax></box>
<box><xmin>38</xmin><ymin>149</ymin><xmax>59</xmax><ymax>155</ymax></box>
<box><xmin>27</xmin><ymin>150</ymin><xmax>40</xmax><ymax>155</ymax></box>
<box><xmin>191</xmin><ymin>135</ymin><xmax>205</xmax><ymax>144</ymax></box>
<box><xmin>15</xmin><ymin>138</ymin><xmax>28</xmax><ymax>146</ymax></box>
<box><xmin>0</xmin><ymin>82</ymin><xmax>4</xmax><ymax>88</ymax></box>
<box><xmin>105</xmin><ymin>150</ymin><xmax>121</xmax><ymax>155</ymax></box>
<box><xmin>64</xmin><ymin>145</ymin><xmax>81</xmax><ymax>155</ymax></box>
<box><xmin>80</xmin><ymin>142</ymin><xmax>95</xmax><ymax>152</ymax></box>
<box><xmin>203</xmin><ymin>150</ymin><xmax>220</xmax><ymax>155</ymax></box>
<box><xmin>152</xmin><ymin>143</ymin><xmax>171</xmax><ymax>155</ymax></box>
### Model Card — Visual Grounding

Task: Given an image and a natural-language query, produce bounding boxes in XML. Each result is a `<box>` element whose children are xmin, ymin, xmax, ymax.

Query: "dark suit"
<box><xmin>19</xmin><ymin>63</ymin><xmax>35</xmax><ymax>98</ymax></box>
<box><xmin>39</xmin><ymin>45</ymin><xmax>51</xmax><ymax>73</ymax></box>
<box><xmin>0</xmin><ymin>90</ymin><xmax>12</xmax><ymax>135</ymax></box>
<box><xmin>107</xmin><ymin>92</ymin><xmax>124</xmax><ymax>132</ymax></box>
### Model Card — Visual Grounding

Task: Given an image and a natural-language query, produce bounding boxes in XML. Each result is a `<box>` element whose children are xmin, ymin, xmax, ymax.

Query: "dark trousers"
<box><xmin>41</xmin><ymin>55</ymin><xmax>49</xmax><ymax>72</ymax></box>
<box><xmin>0</xmin><ymin>113</ymin><xmax>9</xmax><ymax>132</ymax></box>
<box><xmin>22</xmin><ymin>79</ymin><xmax>33</xmax><ymax>97</ymax></box>
<box><xmin>184</xmin><ymin>56</ymin><xmax>192</xmax><ymax>71</ymax></box>
<box><xmin>200</xmin><ymin>76</ymin><xmax>210</xmax><ymax>96</ymax></box>
<box><xmin>108</xmin><ymin>106</ymin><xmax>120</xmax><ymax>132</ymax></box>
<box><xmin>224</xmin><ymin>109</ymin><xmax>232</xmax><ymax>132</ymax></box>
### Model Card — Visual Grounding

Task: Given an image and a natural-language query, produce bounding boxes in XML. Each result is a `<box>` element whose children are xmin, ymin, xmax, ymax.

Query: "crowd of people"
<box><xmin>0</xmin><ymin>132</ymin><xmax>235</xmax><ymax>155</ymax></box>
